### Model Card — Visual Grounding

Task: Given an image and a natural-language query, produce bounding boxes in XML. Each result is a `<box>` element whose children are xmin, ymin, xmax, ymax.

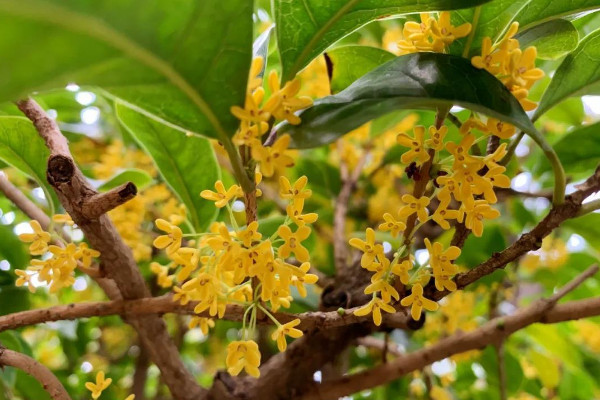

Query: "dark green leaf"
<box><xmin>0</xmin><ymin>0</ymin><xmax>253</xmax><ymax>141</ymax></box>
<box><xmin>326</xmin><ymin>46</ymin><xmax>395</xmax><ymax>93</ymax></box>
<box><xmin>273</xmin><ymin>0</ymin><xmax>493</xmax><ymax>82</ymax></box>
<box><xmin>97</xmin><ymin>168</ymin><xmax>154</xmax><ymax>192</ymax></box>
<box><xmin>516</xmin><ymin>19</ymin><xmax>579</xmax><ymax>60</ymax></box>
<box><xmin>0</xmin><ymin>287</ymin><xmax>30</xmax><ymax>316</ymax></box>
<box><xmin>116</xmin><ymin>103</ymin><xmax>220</xmax><ymax>232</ymax></box>
<box><xmin>535</xmin><ymin>28</ymin><xmax>600</xmax><ymax>118</ymax></box>
<box><xmin>0</xmin><ymin>116</ymin><xmax>58</xmax><ymax>213</ymax></box>
<box><xmin>281</xmin><ymin>53</ymin><xmax>535</xmax><ymax>149</ymax></box>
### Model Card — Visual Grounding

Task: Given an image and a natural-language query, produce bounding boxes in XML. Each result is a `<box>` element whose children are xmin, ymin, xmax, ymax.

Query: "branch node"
<box><xmin>82</xmin><ymin>182</ymin><xmax>138</xmax><ymax>219</ymax></box>
<box><xmin>47</xmin><ymin>155</ymin><xmax>75</xmax><ymax>184</ymax></box>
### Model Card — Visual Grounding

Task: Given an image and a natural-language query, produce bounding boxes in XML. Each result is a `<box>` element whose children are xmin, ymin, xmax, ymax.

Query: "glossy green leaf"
<box><xmin>0</xmin><ymin>0</ymin><xmax>253</xmax><ymax>141</ymax></box>
<box><xmin>452</xmin><ymin>0</ymin><xmax>600</xmax><ymax>56</ymax></box>
<box><xmin>115</xmin><ymin>103</ymin><xmax>220</xmax><ymax>232</ymax></box>
<box><xmin>535</xmin><ymin>29</ymin><xmax>600</xmax><ymax>118</ymax></box>
<box><xmin>326</xmin><ymin>46</ymin><xmax>395</xmax><ymax>93</ymax></box>
<box><xmin>281</xmin><ymin>53</ymin><xmax>536</xmax><ymax>148</ymax></box>
<box><xmin>97</xmin><ymin>168</ymin><xmax>154</xmax><ymax>192</ymax></box>
<box><xmin>273</xmin><ymin>0</ymin><xmax>493</xmax><ymax>82</ymax></box>
<box><xmin>0</xmin><ymin>116</ymin><xmax>58</xmax><ymax>213</ymax></box>
<box><xmin>516</xmin><ymin>19</ymin><xmax>579</xmax><ymax>60</ymax></box>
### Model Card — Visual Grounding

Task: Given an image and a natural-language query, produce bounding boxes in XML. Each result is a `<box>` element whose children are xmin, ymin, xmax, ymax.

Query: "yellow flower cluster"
<box><xmin>397</xmin><ymin>12</ymin><xmax>472</xmax><ymax>54</ymax></box>
<box><xmin>16</xmin><ymin>219</ymin><xmax>100</xmax><ymax>293</ymax></box>
<box><xmin>472</xmin><ymin>22</ymin><xmax>545</xmax><ymax>122</ymax></box>
<box><xmin>350</xmin><ymin>116</ymin><xmax>513</xmax><ymax>323</ymax></box>
<box><xmin>154</xmin><ymin>176</ymin><xmax>318</xmax><ymax>377</ymax></box>
<box><xmin>231</xmin><ymin>57</ymin><xmax>313</xmax><ymax>177</ymax></box>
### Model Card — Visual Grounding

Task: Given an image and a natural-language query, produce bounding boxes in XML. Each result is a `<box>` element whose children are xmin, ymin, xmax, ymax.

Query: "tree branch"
<box><xmin>0</xmin><ymin>171</ymin><xmax>51</xmax><ymax>227</ymax></box>
<box><xmin>0</xmin><ymin>346</ymin><xmax>71</xmax><ymax>400</ymax></box>
<box><xmin>82</xmin><ymin>182</ymin><xmax>137</xmax><ymax>219</ymax></box>
<box><xmin>301</xmin><ymin>265</ymin><xmax>599</xmax><ymax>400</ymax></box>
<box><xmin>16</xmin><ymin>98</ymin><xmax>204</xmax><ymax>400</ymax></box>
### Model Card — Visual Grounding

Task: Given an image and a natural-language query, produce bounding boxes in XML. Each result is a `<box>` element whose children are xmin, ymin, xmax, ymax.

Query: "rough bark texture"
<box><xmin>16</xmin><ymin>98</ymin><xmax>204</xmax><ymax>400</ymax></box>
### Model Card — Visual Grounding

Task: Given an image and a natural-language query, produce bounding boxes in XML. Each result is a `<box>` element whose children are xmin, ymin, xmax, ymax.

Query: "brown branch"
<box><xmin>357</xmin><ymin>336</ymin><xmax>403</xmax><ymax>358</ymax></box>
<box><xmin>334</xmin><ymin>145</ymin><xmax>368</xmax><ymax>273</ymax></box>
<box><xmin>132</xmin><ymin>347</ymin><xmax>150</xmax><ymax>400</ymax></box>
<box><xmin>16</xmin><ymin>98</ymin><xmax>203</xmax><ymax>400</ymax></box>
<box><xmin>0</xmin><ymin>295</ymin><xmax>409</xmax><ymax>334</ymax></box>
<box><xmin>82</xmin><ymin>182</ymin><xmax>137</xmax><ymax>219</ymax></box>
<box><xmin>0</xmin><ymin>347</ymin><xmax>71</xmax><ymax>400</ymax></box>
<box><xmin>301</xmin><ymin>265</ymin><xmax>599</xmax><ymax>400</ymax></box>
<box><xmin>0</xmin><ymin>172</ymin><xmax>51</xmax><ymax>227</ymax></box>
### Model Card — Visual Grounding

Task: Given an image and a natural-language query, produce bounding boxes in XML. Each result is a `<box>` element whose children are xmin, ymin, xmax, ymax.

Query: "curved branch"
<box><xmin>0</xmin><ymin>347</ymin><xmax>71</xmax><ymax>400</ymax></box>
<box><xmin>301</xmin><ymin>265</ymin><xmax>599</xmax><ymax>400</ymax></box>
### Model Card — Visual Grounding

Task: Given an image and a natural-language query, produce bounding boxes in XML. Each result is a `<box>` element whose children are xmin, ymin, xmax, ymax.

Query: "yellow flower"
<box><xmin>52</xmin><ymin>213</ymin><xmax>74</xmax><ymax>226</ymax></box>
<box><xmin>398</xmin><ymin>194</ymin><xmax>430</xmax><ymax>223</ymax></box>
<box><xmin>85</xmin><ymin>371</ymin><xmax>112</xmax><ymax>400</ymax></box>
<box><xmin>507</xmin><ymin>47</ymin><xmax>545</xmax><ymax>89</ymax></box>
<box><xmin>226</xmin><ymin>340</ymin><xmax>261</xmax><ymax>377</ymax></box>
<box><xmin>251</xmin><ymin>134</ymin><xmax>295</xmax><ymax>177</ymax></box>
<box><xmin>153</xmin><ymin>219</ymin><xmax>182</xmax><ymax>255</ymax></box>
<box><xmin>238</xmin><ymin>221</ymin><xmax>262</xmax><ymax>247</ymax></box>
<box><xmin>277</xmin><ymin>225</ymin><xmax>311</xmax><ymax>262</ymax></box>
<box><xmin>349</xmin><ymin>228</ymin><xmax>384</xmax><ymax>268</ymax></box>
<box><xmin>464</xmin><ymin>200</ymin><xmax>500</xmax><ymax>237</ymax></box>
<box><xmin>125</xmin><ymin>396</ymin><xmax>135</xmax><ymax>400</ymax></box>
<box><xmin>364</xmin><ymin>279</ymin><xmax>400</xmax><ymax>303</ymax></box>
<box><xmin>74</xmin><ymin>242</ymin><xmax>101</xmax><ymax>268</ymax></box>
<box><xmin>486</xmin><ymin>118</ymin><xmax>516</xmax><ymax>139</ymax></box>
<box><xmin>189</xmin><ymin>317</ymin><xmax>215</xmax><ymax>335</ymax></box>
<box><xmin>396</xmin><ymin>126</ymin><xmax>430</xmax><ymax>166</ymax></box>
<box><xmin>452</xmin><ymin>163</ymin><xmax>495</xmax><ymax>208</ymax></box>
<box><xmin>430</xmin><ymin>12</ymin><xmax>472</xmax><ymax>51</ymax></box>
<box><xmin>263</xmin><ymin>70</ymin><xmax>313</xmax><ymax>125</ymax></box>
<box><xmin>471</xmin><ymin>37</ymin><xmax>503</xmax><ymax>75</ymax></box>
<box><xmin>425</xmin><ymin>125</ymin><xmax>448</xmax><ymax>151</ymax></box>
<box><xmin>400</xmin><ymin>283</ymin><xmax>439</xmax><ymax>320</ymax></box>
<box><xmin>15</xmin><ymin>270</ymin><xmax>35</xmax><ymax>293</ymax></box>
<box><xmin>431</xmin><ymin>198</ymin><xmax>462</xmax><ymax>230</ymax></box>
<box><xmin>353</xmin><ymin>296</ymin><xmax>396</xmax><ymax>326</ymax></box>
<box><xmin>286</xmin><ymin>199</ymin><xmax>318</xmax><ymax>226</ymax></box>
<box><xmin>271</xmin><ymin>319</ymin><xmax>303</xmax><ymax>352</ymax></box>
<box><xmin>279</xmin><ymin>175</ymin><xmax>311</xmax><ymax>200</ymax></box>
<box><xmin>425</xmin><ymin>238</ymin><xmax>460</xmax><ymax>275</ymax></box>
<box><xmin>392</xmin><ymin>257</ymin><xmax>414</xmax><ymax>285</ymax></box>
<box><xmin>445</xmin><ymin>133</ymin><xmax>480</xmax><ymax>168</ymax></box>
<box><xmin>378</xmin><ymin>213</ymin><xmax>406</xmax><ymax>237</ymax></box>
<box><xmin>436</xmin><ymin>175</ymin><xmax>462</xmax><ymax>203</ymax></box>
<box><xmin>291</xmin><ymin>262</ymin><xmax>319</xmax><ymax>297</ymax></box>
<box><xmin>200</xmin><ymin>181</ymin><xmax>240</xmax><ymax>208</ymax></box>
<box><xmin>460</xmin><ymin>116</ymin><xmax>488</xmax><ymax>135</ymax></box>
<box><xmin>18</xmin><ymin>220</ymin><xmax>51</xmax><ymax>255</ymax></box>
<box><xmin>247</xmin><ymin>56</ymin><xmax>265</xmax><ymax>92</ymax></box>
<box><xmin>231</xmin><ymin>88</ymin><xmax>270</xmax><ymax>128</ymax></box>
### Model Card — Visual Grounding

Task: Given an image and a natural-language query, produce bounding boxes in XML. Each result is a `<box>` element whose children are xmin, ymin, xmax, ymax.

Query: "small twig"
<box><xmin>0</xmin><ymin>172</ymin><xmax>51</xmax><ymax>228</ymax></box>
<box><xmin>0</xmin><ymin>347</ymin><xmax>71</xmax><ymax>400</ymax></box>
<box><xmin>446</xmin><ymin>112</ymin><xmax>463</xmax><ymax>129</ymax></box>
<box><xmin>334</xmin><ymin>146</ymin><xmax>368</xmax><ymax>273</ymax></box>
<box><xmin>82</xmin><ymin>182</ymin><xmax>137</xmax><ymax>219</ymax></box>
<box><xmin>578</xmin><ymin>198</ymin><xmax>600</xmax><ymax>216</ymax></box>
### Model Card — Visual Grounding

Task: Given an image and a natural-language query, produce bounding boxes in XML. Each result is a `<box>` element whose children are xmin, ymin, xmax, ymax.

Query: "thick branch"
<box><xmin>0</xmin><ymin>347</ymin><xmax>71</xmax><ymax>400</ymax></box>
<box><xmin>16</xmin><ymin>98</ymin><xmax>203</xmax><ymax>400</ymax></box>
<box><xmin>82</xmin><ymin>182</ymin><xmax>137</xmax><ymax>219</ymax></box>
<box><xmin>301</xmin><ymin>265</ymin><xmax>599</xmax><ymax>400</ymax></box>
<box><xmin>0</xmin><ymin>296</ymin><xmax>409</xmax><ymax>334</ymax></box>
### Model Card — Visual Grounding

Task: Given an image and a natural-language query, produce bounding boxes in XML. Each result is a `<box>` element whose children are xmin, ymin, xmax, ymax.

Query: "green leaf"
<box><xmin>326</xmin><ymin>46</ymin><xmax>395</xmax><ymax>93</ymax></box>
<box><xmin>281</xmin><ymin>53</ymin><xmax>536</xmax><ymax>148</ymax></box>
<box><xmin>529</xmin><ymin>350</ymin><xmax>560</xmax><ymax>388</ymax></box>
<box><xmin>97</xmin><ymin>168</ymin><xmax>154</xmax><ymax>192</ymax></box>
<box><xmin>541</xmin><ymin>122</ymin><xmax>600</xmax><ymax>175</ymax></box>
<box><xmin>515</xmin><ymin>19</ymin><xmax>579</xmax><ymax>60</ymax></box>
<box><xmin>0</xmin><ymin>116</ymin><xmax>58</xmax><ymax>213</ymax></box>
<box><xmin>273</xmin><ymin>0</ymin><xmax>493</xmax><ymax>82</ymax></box>
<box><xmin>535</xmin><ymin>28</ymin><xmax>600</xmax><ymax>118</ymax></box>
<box><xmin>452</xmin><ymin>0</ymin><xmax>600</xmax><ymax>56</ymax></box>
<box><xmin>115</xmin><ymin>103</ymin><xmax>220</xmax><ymax>232</ymax></box>
<box><xmin>0</xmin><ymin>0</ymin><xmax>253</xmax><ymax>141</ymax></box>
